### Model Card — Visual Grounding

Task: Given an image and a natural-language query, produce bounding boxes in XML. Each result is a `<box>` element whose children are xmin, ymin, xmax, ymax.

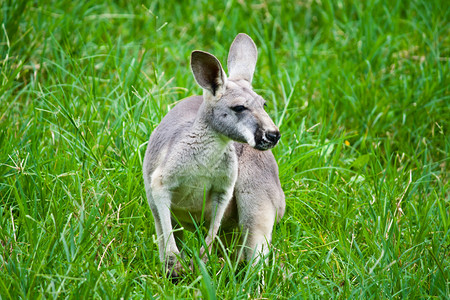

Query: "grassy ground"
<box><xmin>1</xmin><ymin>0</ymin><xmax>449</xmax><ymax>298</ymax></box>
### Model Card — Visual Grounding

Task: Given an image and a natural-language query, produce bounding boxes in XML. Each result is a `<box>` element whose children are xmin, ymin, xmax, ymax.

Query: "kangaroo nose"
<box><xmin>266</xmin><ymin>130</ymin><xmax>280</xmax><ymax>143</ymax></box>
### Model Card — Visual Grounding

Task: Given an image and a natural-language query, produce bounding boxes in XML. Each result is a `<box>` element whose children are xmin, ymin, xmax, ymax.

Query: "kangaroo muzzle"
<box><xmin>254</xmin><ymin>128</ymin><xmax>281</xmax><ymax>150</ymax></box>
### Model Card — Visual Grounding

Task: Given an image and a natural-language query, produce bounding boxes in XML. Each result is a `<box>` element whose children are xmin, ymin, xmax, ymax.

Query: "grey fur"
<box><xmin>143</xmin><ymin>33</ymin><xmax>285</xmax><ymax>276</ymax></box>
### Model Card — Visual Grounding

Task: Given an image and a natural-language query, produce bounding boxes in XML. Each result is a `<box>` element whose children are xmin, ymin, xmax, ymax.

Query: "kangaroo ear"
<box><xmin>191</xmin><ymin>50</ymin><xmax>227</xmax><ymax>96</ymax></box>
<box><xmin>227</xmin><ymin>33</ymin><xmax>258</xmax><ymax>83</ymax></box>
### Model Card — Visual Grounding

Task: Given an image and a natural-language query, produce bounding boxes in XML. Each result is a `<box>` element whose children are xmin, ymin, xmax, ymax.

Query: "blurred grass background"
<box><xmin>0</xmin><ymin>0</ymin><xmax>448</xmax><ymax>298</ymax></box>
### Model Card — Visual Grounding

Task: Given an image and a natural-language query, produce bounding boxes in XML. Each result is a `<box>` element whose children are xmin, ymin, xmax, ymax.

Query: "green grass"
<box><xmin>1</xmin><ymin>0</ymin><xmax>449</xmax><ymax>298</ymax></box>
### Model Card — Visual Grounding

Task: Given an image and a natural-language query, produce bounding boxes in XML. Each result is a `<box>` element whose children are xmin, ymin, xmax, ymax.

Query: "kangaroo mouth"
<box><xmin>254</xmin><ymin>142</ymin><xmax>276</xmax><ymax>151</ymax></box>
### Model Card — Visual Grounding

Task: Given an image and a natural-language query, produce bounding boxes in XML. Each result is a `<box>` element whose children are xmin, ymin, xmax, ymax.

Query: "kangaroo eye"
<box><xmin>231</xmin><ymin>105</ymin><xmax>247</xmax><ymax>113</ymax></box>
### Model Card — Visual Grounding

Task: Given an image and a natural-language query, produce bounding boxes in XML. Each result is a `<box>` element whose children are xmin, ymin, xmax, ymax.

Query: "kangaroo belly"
<box><xmin>169</xmin><ymin>176</ymin><xmax>216</xmax><ymax>228</ymax></box>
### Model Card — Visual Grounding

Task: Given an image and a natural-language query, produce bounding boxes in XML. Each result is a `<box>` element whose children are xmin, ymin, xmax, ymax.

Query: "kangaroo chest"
<box><xmin>167</xmin><ymin>146</ymin><xmax>237</xmax><ymax>227</ymax></box>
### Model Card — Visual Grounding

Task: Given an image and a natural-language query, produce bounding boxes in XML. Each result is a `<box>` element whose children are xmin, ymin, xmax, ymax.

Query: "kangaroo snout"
<box><xmin>254</xmin><ymin>127</ymin><xmax>281</xmax><ymax>150</ymax></box>
<box><xmin>266</xmin><ymin>130</ymin><xmax>281</xmax><ymax>144</ymax></box>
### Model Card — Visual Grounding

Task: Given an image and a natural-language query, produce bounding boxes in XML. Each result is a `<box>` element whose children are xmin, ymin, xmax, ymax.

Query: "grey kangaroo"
<box><xmin>143</xmin><ymin>33</ymin><xmax>285</xmax><ymax>277</ymax></box>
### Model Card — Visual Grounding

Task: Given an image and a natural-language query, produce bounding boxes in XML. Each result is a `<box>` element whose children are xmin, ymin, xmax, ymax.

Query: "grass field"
<box><xmin>1</xmin><ymin>0</ymin><xmax>449</xmax><ymax>298</ymax></box>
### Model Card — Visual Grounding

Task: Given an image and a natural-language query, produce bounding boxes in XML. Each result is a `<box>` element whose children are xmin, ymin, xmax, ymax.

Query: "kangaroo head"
<box><xmin>191</xmin><ymin>33</ymin><xmax>280</xmax><ymax>151</ymax></box>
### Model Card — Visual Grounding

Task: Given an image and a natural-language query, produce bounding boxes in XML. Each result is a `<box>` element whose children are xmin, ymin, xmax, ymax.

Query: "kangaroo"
<box><xmin>143</xmin><ymin>33</ymin><xmax>285</xmax><ymax>277</ymax></box>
